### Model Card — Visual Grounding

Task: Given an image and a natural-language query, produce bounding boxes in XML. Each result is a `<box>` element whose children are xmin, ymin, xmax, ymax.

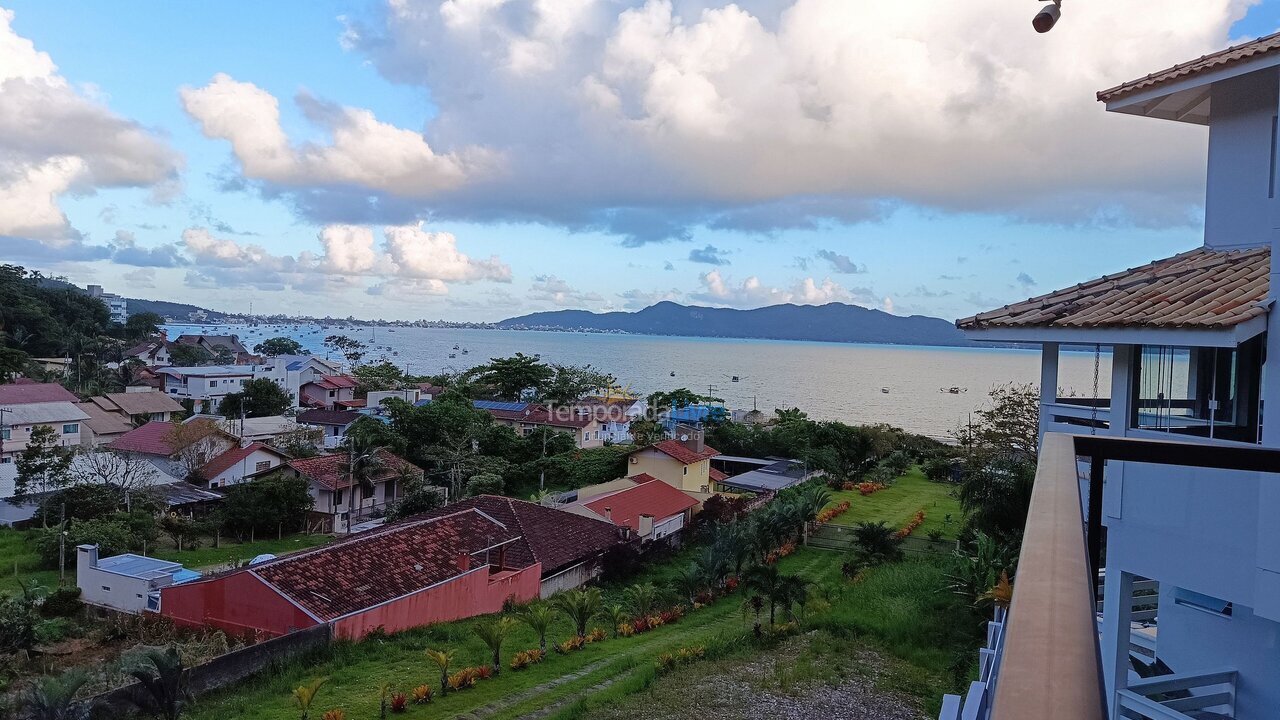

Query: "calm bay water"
<box><xmin>166</xmin><ymin>324</ymin><xmax>1110</xmax><ymax>440</ymax></box>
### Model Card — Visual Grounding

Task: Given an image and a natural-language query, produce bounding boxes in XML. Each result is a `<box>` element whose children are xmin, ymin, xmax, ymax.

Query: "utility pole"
<box><xmin>539</xmin><ymin>425</ymin><xmax>547</xmax><ymax>491</ymax></box>
<box><xmin>58</xmin><ymin>502</ymin><xmax>66</xmax><ymax>585</ymax></box>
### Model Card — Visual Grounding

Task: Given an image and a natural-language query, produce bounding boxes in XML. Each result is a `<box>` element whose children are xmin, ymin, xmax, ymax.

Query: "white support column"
<box><xmin>1038</xmin><ymin>342</ymin><xmax>1060</xmax><ymax>442</ymax></box>
<box><xmin>1254</xmin><ymin>123</ymin><xmax>1280</xmax><ymax>619</ymax></box>
<box><xmin>1100</xmin><ymin>568</ymin><xmax>1135</xmax><ymax>718</ymax></box>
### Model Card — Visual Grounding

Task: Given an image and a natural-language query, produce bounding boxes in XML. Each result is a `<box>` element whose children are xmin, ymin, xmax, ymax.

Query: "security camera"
<box><xmin>1033</xmin><ymin>0</ymin><xmax>1061</xmax><ymax>33</ymax></box>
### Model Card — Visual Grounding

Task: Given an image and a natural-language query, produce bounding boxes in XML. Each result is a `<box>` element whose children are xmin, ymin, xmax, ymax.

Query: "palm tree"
<box><xmin>473</xmin><ymin>616</ymin><xmax>518</xmax><ymax>675</ymax></box>
<box><xmin>694</xmin><ymin>546</ymin><xmax>729</xmax><ymax>591</ymax></box>
<box><xmin>715</xmin><ymin>522</ymin><xmax>752</xmax><ymax>580</ymax></box>
<box><xmin>623</xmin><ymin>583</ymin><xmax>661</xmax><ymax>619</ymax></box>
<box><xmin>776</xmin><ymin>575</ymin><xmax>812</xmax><ymax>623</ymax></box>
<box><xmin>743</xmin><ymin>564</ymin><xmax>783</xmax><ymax>626</ymax></box>
<box><xmin>597</xmin><ymin>603</ymin><xmax>629</xmax><ymax>638</ymax></box>
<box><xmin>425</xmin><ymin>648</ymin><xmax>455</xmax><ymax>696</ymax></box>
<box><xmin>552</xmin><ymin>588</ymin><xmax>602</xmax><ymax>639</ymax></box>
<box><xmin>850</xmin><ymin>521</ymin><xmax>904</xmax><ymax>566</ymax></box>
<box><xmin>121</xmin><ymin>645</ymin><xmax>191</xmax><ymax>720</ymax></box>
<box><xmin>339</xmin><ymin>437</ymin><xmax>387</xmax><ymax>500</ymax></box>
<box><xmin>16</xmin><ymin>670</ymin><xmax>94</xmax><ymax>720</ymax></box>
<box><xmin>292</xmin><ymin>677</ymin><xmax>328</xmax><ymax>720</ymax></box>
<box><xmin>518</xmin><ymin>602</ymin><xmax>555</xmax><ymax>653</ymax></box>
<box><xmin>671</xmin><ymin>564</ymin><xmax>703</xmax><ymax>606</ymax></box>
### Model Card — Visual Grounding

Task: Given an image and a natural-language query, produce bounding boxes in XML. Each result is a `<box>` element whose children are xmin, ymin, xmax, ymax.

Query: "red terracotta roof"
<box><xmin>309</xmin><ymin>375</ymin><xmax>358</xmax><ymax>391</ymax></box>
<box><xmin>250</xmin><ymin>509</ymin><xmax>522</xmax><ymax>621</ymax></box>
<box><xmin>709</xmin><ymin>467</ymin><xmax>728</xmax><ymax>483</ymax></box>
<box><xmin>296</xmin><ymin>408</ymin><xmax>363</xmax><ymax>426</ymax></box>
<box><xmin>200</xmin><ymin>442</ymin><xmax>286</xmax><ymax>480</ymax></box>
<box><xmin>286</xmin><ymin>450</ymin><xmax>421</xmax><ymax>491</ymax></box>
<box><xmin>957</xmin><ymin>247</ymin><xmax>1270</xmax><ymax>331</ymax></box>
<box><xmin>584</xmin><ymin>476</ymin><xmax>698</xmax><ymax>534</ymax></box>
<box><xmin>1098</xmin><ymin>32</ymin><xmax>1280</xmax><ymax>103</ymax></box>
<box><xmin>336</xmin><ymin>399</ymin><xmax>366</xmax><ymax>408</ymax></box>
<box><xmin>486</xmin><ymin>404</ymin><xmax>597</xmax><ymax>429</ymax></box>
<box><xmin>417</xmin><ymin>383</ymin><xmax>448</xmax><ymax>397</ymax></box>
<box><xmin>0</xmin><ymin>382</ymin><xmax>78</xmax><ymax>405</ymax></box>
<box><xmin>413</xmin><ymin>495</ymin><xmax>622</xmax><ymax>576</ymax></box>
<box><xmin>109</xmin><ymin>421</ymin><xmax>181</xmax><ymax>456</ymax></box>
<box><xmin>647</xmin><ymin>439</ymin><xmax>720</xmax><ymax>465</ymax></box>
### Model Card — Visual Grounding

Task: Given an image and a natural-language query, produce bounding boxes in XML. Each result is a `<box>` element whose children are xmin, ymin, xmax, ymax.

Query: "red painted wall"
<box><xmin>161</xmin><ymin>571</ymin><xmax>317</xmax><ymax>639</ymax></box>
<box><xmin>332</xmin><ymin>563</ymin><xmax>542</xmax><ymax>640</ymax></box>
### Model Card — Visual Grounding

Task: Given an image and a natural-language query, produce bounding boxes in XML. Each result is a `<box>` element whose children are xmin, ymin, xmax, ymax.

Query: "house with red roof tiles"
<box><xmin>410</xmin><ymin>495</ymin><xmax>625</xmax><ymax>597</ymax></box>
<box><xmin>160</xmin><ymin>507</ymin><xmax>540</xmax><ymax>639</ymax></box>
<box><xmin>269</xmin><ymin>450</ymin><xmax>423</xmax><ymax>533</ymax></box>
<box><xmin>199</xmin><ymin>441</ymin><xmax>290</xmax><ymax>489</ymax></box>
<box><xmin>0</xmin><ymin>383</ymin><xmax>89</xmax><ymax>463</ymax></box>
<box><xmin>568</xmin><ymin>475</ymin><xmax>698</xmax><ymax>543</ymax></box>
<box><xmin>624</xmin><ymin>428</ymin><xmax>720</xmax><ymax>493</ymax></box>
<box><xmin>109</xmin><ymin>420</ymin><xmax>237</xmax><ymax>482</ymax></box>
<box><xmin>478</xmin><ymin>402</ymin><xmax>607</xmax><ymax>449</ymax></box>
<box><xmin>299</xmin><ymin>374</ymin><xmax>359</xmax><ymax>410</ymax></box>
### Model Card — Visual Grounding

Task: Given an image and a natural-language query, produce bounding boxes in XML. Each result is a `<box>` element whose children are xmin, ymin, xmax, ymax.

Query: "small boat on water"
<box><xmin>453</xmin><ymin>344</ymin><xmax>460</xmax><ymax>350</ymax></box>
<box><xmin>670</xmin><ymin>371</ymin><xmax>676</xmax><ymax>377</ymax></box>
<box><xmin>731</xmin><ymin>375</ymin><xmax>740</xmax><ymax>382</ymax></box>
<box><xmin>461</xmin><ymin>349</ymin><xmax>469</xmax><ymax>354</ymax></box>
<box><xmin>881</xmin><ymin>387</ymin><xmax>890</xmax><ymax>394</ymax></box>
<box><xmin>940</xmin><ymin>386</ymin><xmax>967</xmax><ymax>394</ymax></box>
<box><xmin>449</xmin><ymin>353</ymin><xmax>457</xmax><ymax>358</ymax></box>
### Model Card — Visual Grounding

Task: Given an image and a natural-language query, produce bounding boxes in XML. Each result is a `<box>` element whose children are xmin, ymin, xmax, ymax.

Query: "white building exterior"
<box><xmin>76</xmin><ymin>545</ymin><xmax>197</xmax><ymax>614</ymax></box>
<box><xmin>951</xmin><ymin>36</ymin><xmax>1280</xmax><ymax>720</ymax></box>
<box><xmin>0</xmin><ymin>402</ymin><xmax>89</xmax><ymax>463</ymax></box>
<box><xmin>87</xmin><ymin>285</ymin><xmax>127</xmax><ymax>323</ymax></box>
<box><xmin>159</xmin><ymin>365</ymin><xmax>254</xmax><ymax>413</ymax></box>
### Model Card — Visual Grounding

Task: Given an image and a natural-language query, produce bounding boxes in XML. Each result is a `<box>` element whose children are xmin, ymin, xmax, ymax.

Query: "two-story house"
<box><xmin>625</xmin><ymin>427</ymin><xmax>722</xmax><ymax>494</ymax></box>
<box><xmin>267</xmin><ymin>450</ymin><xmax>422</xmax><ymax>533</ymax></box>
<box><xmin>0</xmin><ymin>382</ymin><xmax>87</xmax><ymax>463</ymax></box>
<box><xmin>158</xmin><ymin>365</ymin><xmax>255</xmax><ymax>413</ymax></box>
<box><xmin>299</xmin><ymin>374</ymin><xmax>359</xmax><ymax>410</ymax></box>
<box><xmin>947</xmin><ymin>32</ymin><xmax>1280</xmax><ymax>720</ymax></box>
<box><xmin>476</xmin><ymin>400</ymin><xmax>606</xmax><ymax>449</ymax></box>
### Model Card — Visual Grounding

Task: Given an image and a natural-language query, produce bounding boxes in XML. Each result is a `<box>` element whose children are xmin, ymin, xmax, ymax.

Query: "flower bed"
<box><xmin>895</xmin><ymin>509</ymin><xmax>926</xmax><ymax>539</ymax></box>
<box><xmin>816</xmin><ymin>501</ymin><xmax>852</xmax><ymax>523</ymax></box>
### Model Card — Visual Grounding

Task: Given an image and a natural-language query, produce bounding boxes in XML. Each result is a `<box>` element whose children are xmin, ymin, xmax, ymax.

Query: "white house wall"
<box><xmin>1204</xmin><ymin>71</ymin><xmax>1279</xmax><ymax>250</ymax></box>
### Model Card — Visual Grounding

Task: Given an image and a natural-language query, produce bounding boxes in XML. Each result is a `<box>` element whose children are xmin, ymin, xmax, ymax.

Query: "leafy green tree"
<box><xmin>468</xmin><ymin>353</ymin><xmax>553</xmax><ymax>400</ymax></box>
<box><xmin>626</xmin><ymin>418</ymin><xmax>666</xmax><ymax>446</ymax></box>
<box><xmin>517</xmin><ymin>602</ymin><xmax>555</xmax><ymax>653</ymax></box>
<box><xmin>955</xmin><ymin>382</ymin><xmax>1040</xmax><ymax>463</ymax></box>
<box><xmin>219</xmin><ymin>474</ymin><xmax>314</xmax><ymax>541</ymax></box>
<box><xmin>647</xmin><ymin>388</ymin><xmax>714</xmax><ymax>411</ymax></box>
<box><xmin>253</xmin><ymin>337</ymin><xmax>304</xmax><ymax>356</ymax></box>
<box><xmin>958</xmin><ymin>456</ymin><xmax>1036</xmax><ymax>543</ymax></box>
<box><xmin>0</xmin><ymin>593</ymin><xmax>38</xmax><ymax>654</ymax></box>
<box><xmin>121</xmin><ymin>645</ymin><xmax>192</xmax><ymax>720</ymax></box>
<box><xmin>466</xmin><ymin>473</ymin><xmax>504</xmax><ymax>497</ymax></box>
<box><xmin>353</xmin><ymin>362</ymin><xmax>406</xmax><ymax>395</ymax></box>
<box><xmin>541</xmin><ymin>365</ymin><xmax>614</xmax><ymax>404</ymax></box>
<box><xmin>124</xmin><ymin>312</ymin><xmax>165</xmax><ymax>340</ymax></box>
<box><xmin>323</xmin><ymin>334</ymin><xmax>366</xmax><ymax>366</ymax></box>
<box><xmin>219</xmin><ymin>378</ymin><xmax>293</xmax><ymax>418</ymax></box>
<box><xmin>13</xmin><ymin>426</ymin><xmax>74</xmax><ymax>507</ymax></box>
<box><xmin>385</xmin><ymin>484</ymin><xmax>445</xmax><ymax>521</ymax></box>
<box><xmin>672</xmin><ymin>564</ymin><xmax>704</xmax><ymax>606</ymax></box>
<box><xmin>849</xmin><ymin>521</ymin><xmax>904</xmax><ymax>567</ymax></box>
<box><xmin>168</xmin><ymin>343</ymin><xmax>209</xmax><ymax>367</ymax></box>
<box><xmin>743</xmin><ymin>564</ymin><xmax>784</xmax><ymax>626</ymax></box>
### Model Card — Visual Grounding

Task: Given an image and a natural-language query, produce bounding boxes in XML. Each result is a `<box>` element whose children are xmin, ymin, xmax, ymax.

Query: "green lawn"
<box><xmin>0</xmin><ymin>528</ymin><xmax>59</xmax><ymax>595</ymax></box>
<box><xmin>824</xmin><ymin>467</ymin><xmax>963</xmax><ymax>539</ymax></box>
<box><xmin>150</xmin><ymin>533</ymin><xmax>334</xmax><ymax>571</ymax></box>
<box><xmin>0</xmin><ymin>528</ymin><xmax>333</xmax><ymax>596</ymax></box>
<box><xmin>184</xmin><ymin>547</ymin><xmax>974</xmax><ymax>720</ymax></box>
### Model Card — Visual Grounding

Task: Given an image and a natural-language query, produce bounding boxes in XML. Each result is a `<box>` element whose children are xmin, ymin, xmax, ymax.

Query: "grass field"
<box><xmin>184</xmin><ymin>546</ymin><xmax>974</xmax><ymax>720</ymax></box>
<box><xmin>824</xmin><ymin>467</ymin><xmax>964</xmax><ymax>540</ymax></box>
<box><xmin>0</xmin><ymin>528</ymin><xmax>333</xmax><ymax>596</ymax></box>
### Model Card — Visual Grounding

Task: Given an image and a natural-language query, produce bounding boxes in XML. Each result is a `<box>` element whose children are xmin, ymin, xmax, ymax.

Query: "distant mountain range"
<box><xmin>498</xmin><ymin>301</ymin><xmax>972</xmax><ymax>347</ymax></box>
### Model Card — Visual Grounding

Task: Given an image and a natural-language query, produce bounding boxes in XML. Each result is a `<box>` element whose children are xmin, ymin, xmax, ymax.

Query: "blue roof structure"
<box><xmin>473</xmin><ymin>400</ymin><xmax>530</xmax><ymax>412</ymax></box>
<box><xmin>96</xmin><ymin>553</ymin><xmax>183</xmax><ymax>579</ymax></box>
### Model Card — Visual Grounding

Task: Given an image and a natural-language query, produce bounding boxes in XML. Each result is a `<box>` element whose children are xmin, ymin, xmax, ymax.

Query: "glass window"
<box><xmin>1</xmin><ymin>428</ymin><xmax>8</xmax><ymax>441</ymax></box>
<box><xmin>255</xmin><ymin>461</ymin><xmax>271</xmax><ymax>472</ymax></box>
<box><xmin>62</xmin><ymin>424</ymin><xmax>79</xmax><ymax>434</ymax></box>
<box><xmin>208</xmin><ymin>380</ymin><xmax>217</xmax><ymax>388</ymax></box>
<box><xmin>1131</xmin><ymin>339</ymin><xmax>1262</xmax><ymax>442</ymax></box>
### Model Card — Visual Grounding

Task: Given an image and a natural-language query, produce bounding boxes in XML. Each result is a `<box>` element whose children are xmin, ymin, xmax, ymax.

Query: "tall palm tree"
<box><xmin>715</xmin><ymin>521</ymin><xmax>752</xmax><ymax>580</ymax></box>
<box><xmin>16</xmin><ymin>670</ymin><xmax>94</xmax><ymax>720</ymax></box>
<box><xmin>552</xmin><ymin>588</ymin><xmax>602</xmax><ymax>639</ymax></box>
<box><xmin>425</xmin><ymin>649</ymin><xmax>454</xmax><ymax>696</ymax></box>
<box><xmin>695</xmin><ymin>546</ymin><xmax>729</xmax><ymax>591</ymax></box>
<box><xmin>339</xmin><ymin>439</ymin><xmax>387</xmax><ymax>500</ymax></box>
<box><xmin>597</xmin><ymin>603</ymin><xmax>629</xmax><ymax>638</ymax></box>
<box><xmin>121</xmin><ymin>645</ymin><xmax>191</xmax><ymax>720</ymax></box>
<box><xmin>473</xmin><ymin>617</ymin><xmax>518</xmax><ymax>675</ymax></box>
<box><xmin>743</xmin><ymin>564</ymin><xmax>783</xmax><ymax>626</ymax></box>
<box><xmin>518</xmin><ymin>602</ymin><xmax>555</xmax><ymax>653</ymax></box>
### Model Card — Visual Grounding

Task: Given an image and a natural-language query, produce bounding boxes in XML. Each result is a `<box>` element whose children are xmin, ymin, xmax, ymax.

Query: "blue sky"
<box><xmin>2</xmin><ymin>1</ymin><xmax>1277</xmax><ymax>321</ymax></box>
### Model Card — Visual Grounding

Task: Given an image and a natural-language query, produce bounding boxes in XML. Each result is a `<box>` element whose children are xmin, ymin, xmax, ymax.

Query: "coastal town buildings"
<box><xmin>87</xmin><ymin>285</ymin><xmax>127</xmax><ymax>324</ymax></box>
<box><xmin>624</xmin><ymin>429</ymin><xmax>721</xmax><ymax>494</ymax></box>
<box><xmin>266</xmin><ymin>450</ymin><xmax>421</xmax><ymax>533</ymax></box>
<box><xmin>0</xmin><ymin>382</ymin><xmax>88</xmax><ymax>463</ymax></box>
<box><xmin>949</xmin><ymin>32</ymin><xmax>1280</xmax><ymax>720</ymax></box>
<box><xmin>567</xmin><ymin>474</ymin><xmax>698</xmax><ymax>543</ymax></box>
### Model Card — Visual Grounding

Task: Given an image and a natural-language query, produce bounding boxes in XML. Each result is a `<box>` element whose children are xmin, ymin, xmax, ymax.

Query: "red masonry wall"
<box><xmin>332</xmin><ymin>563</ymin><xmax>542</xmax><ymax>640</ymax></box>
<box><xmin>161</xmin><ymin>571</ymin><xmax>317</xmax><ymax>639</ymax></box>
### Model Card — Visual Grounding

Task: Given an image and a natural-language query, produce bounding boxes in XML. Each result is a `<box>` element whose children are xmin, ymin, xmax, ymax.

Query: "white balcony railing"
<box><xmin>1117</xmin><ymin>668</ymin><xmax>1237</xmax><ymax>719</ymax></box>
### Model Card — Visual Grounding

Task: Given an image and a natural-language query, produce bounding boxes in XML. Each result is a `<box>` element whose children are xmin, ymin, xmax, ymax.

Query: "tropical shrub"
<box><xmin>555</xmin><ymin>636</ymin><xmax>586</xmax><ymax>654</ymax></box>
<box><xmin>816</xmin><ymin>501</ymin><xmax>851</xmax><ymax>523</ymax></box>
<box><xmin>895</xmin><ymin>510</ymin><xmax>926</xmax><ymax>539</ymax></box>
<box><xmin>617</xmin><ymin>622</ymin><xmax>635</xmax><ymax>637</ymax></box>
<box><xmin>586</xmin><ymin>627</ymin><xmax>606</xmax><ymax>643</ymax></box>
<box><xmin>390</xmin><ymin>692</ymin><xmax>407</xmax><ymax>713</ymax></box>
<box><xmin>850</xmin><ymin>521</ymin><xmax>904</xmax><ymax>566</ymax></box>
<box><xmin>322</xmin><ymin>710</ymin><xmax>346</xmax><ymax>720</ymax></box>
<box><xmin>40</xmin><ymin>587</ymin><xmax>82</xmax><ymax>618</ymax></box>
<box><xmin>412</xmin><ymin>685</ymin><xmax>433</xmax><ymax>704</ymax></box>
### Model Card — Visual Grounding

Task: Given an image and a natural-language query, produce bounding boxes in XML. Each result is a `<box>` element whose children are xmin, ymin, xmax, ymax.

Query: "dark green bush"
<box><xmin>40</xmin><ymin>587</ymin><xmax>83</xmax><ymax>618</ymax></box>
